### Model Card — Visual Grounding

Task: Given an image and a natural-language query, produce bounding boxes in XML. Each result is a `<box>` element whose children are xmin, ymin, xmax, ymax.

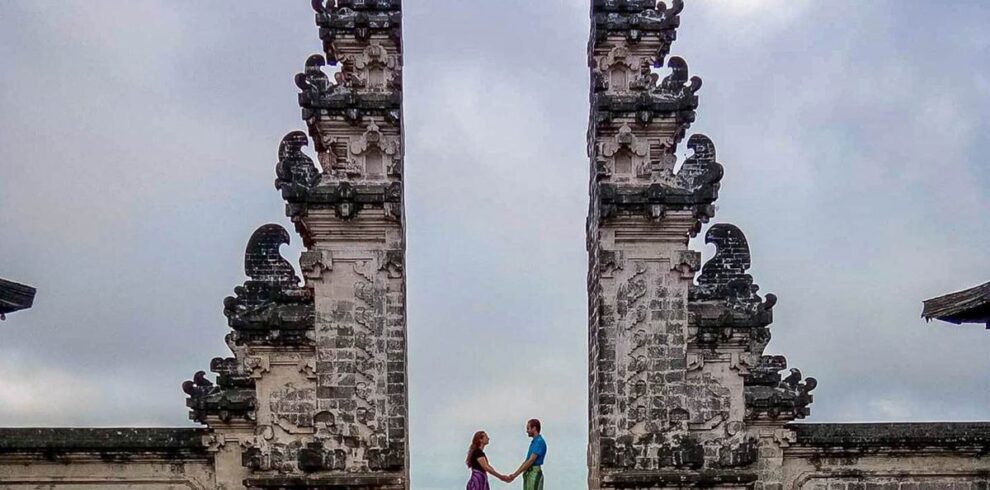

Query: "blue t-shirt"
<box><xmin>527</xmin><ymin>434</ymin><xmax>547</xmax><ymax>466</ymax></box>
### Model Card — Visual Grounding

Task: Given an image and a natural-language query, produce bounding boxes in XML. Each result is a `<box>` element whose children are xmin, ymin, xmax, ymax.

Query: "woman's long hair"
<box><xmin>466</xmin><ymin>431</ymin><xmax>486</xmax><ymax>468</ymax></box>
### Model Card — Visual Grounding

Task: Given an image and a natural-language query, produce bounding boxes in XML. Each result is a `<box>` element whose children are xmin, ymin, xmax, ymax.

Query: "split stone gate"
<box><xmin>0</xmin><ymin>2</ymin><xmax>988</xmax><ymax>489</ymax></box>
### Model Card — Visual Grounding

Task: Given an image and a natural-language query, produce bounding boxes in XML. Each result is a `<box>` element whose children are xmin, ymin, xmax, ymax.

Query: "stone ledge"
<box><xmin>789</xmin><ymin>423</ymin><xmax>990</xmax><ymax>453</ymax></box>
<box><xmin>601</xmin><ymin>470</ymin><xmax>758</xmax><ymax>488</ymax></box>
<box><xmin>0</xmin><ymin>428</ymin><xmax>209</xmax><ymax>458</ymax></box>
<box><xmin>245</xmin><ymin>472</ymin><xmax>405</xmax><ymax>490</ymax></box>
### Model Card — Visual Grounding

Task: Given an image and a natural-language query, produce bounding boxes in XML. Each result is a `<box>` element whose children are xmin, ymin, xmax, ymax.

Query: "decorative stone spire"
<box><xmin>186</xmin><ymin>2</ymin><xmax>408</xmax><ymax>489</ymax></box>
<box><xmin>586</xmin><ymin>2</ymin><xmax>813</xmax><ymax>488</ymax></box>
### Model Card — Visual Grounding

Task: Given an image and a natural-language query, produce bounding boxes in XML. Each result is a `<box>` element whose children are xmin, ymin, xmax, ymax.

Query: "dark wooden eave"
<box><xmin>921</xmin><ymin>281</ymin><xmax>990</xmax><ymax>327</ymax></box>
<box><xmin>0</xmin><ymin>277</ymin><xmax>36</xmax><ymax>318</ymax></box>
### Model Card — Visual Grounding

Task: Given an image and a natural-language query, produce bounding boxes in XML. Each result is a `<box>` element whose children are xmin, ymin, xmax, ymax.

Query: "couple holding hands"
<box><xmin>466</xmin><ymin>419</ymin><xmax>547</xmax><ymax>490</ymax></box>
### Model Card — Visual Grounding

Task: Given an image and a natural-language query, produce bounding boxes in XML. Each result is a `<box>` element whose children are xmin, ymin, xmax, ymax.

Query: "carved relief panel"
<box><xmin>306</xmin><ymin>249</ymin><xmax>406</xmax><ymax>473</ymax></box>
<box><xmin>595</xmin><ymin>124</ymin><xmax>676</xmax><ymax>182</ymax></box>
<box><xmin>317</xmin><ymin>120</ymin><xmax>402</xmax><ymax>182</ymax></box>
<box><xmin>345</xmin><ymin>42</ymin><xmax>401</xmax><ymax>93</ymax></box>
<box><xmin>599</xmin><ymin>256</ymin><xmax>695</xmax><ymax>469</ymax></box>
<box><xmin>594</xmin><ymin>45</ymin><xmax>647</xmax><ymax>95</ymax></box>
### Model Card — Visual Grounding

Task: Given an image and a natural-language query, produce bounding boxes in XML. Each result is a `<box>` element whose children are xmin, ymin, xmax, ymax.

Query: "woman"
<box><xmin>466</xmin><ymin>431</ymin><xmax>510</xmax><ymax>489</ymax></box>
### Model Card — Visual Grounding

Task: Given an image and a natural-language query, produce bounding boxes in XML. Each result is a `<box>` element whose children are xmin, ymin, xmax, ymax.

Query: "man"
<box><xmin>507</xmin><ymin>419</ymin><xmax>547</xmax><ymax>489</ymax></box>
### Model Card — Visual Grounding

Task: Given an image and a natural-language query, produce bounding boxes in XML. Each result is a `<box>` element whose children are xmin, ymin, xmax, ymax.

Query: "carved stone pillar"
<box><xmin>184</xmin><ymin>2</ymin><xmax>407</xmax><ymax>489</ymax></box>
<box><xmin>586</xmin><ymin>1</ymin><xmax>814</xmax><ymax>488</ymax></box>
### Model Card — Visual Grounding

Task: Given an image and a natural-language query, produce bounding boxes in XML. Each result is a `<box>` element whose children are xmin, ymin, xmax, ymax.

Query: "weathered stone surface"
<box><xmin>591</xmin><ymin>0</ymin><xmax>683</xmax><ymax>57</ymax></box>
<box><xmin>223</xmin><ymin>224</ymin><xmax>316</xmax><ymax>346</ymax></box>
<box><xmin>312</xmin><ymin>0</ymin><xmax>402</xmax><ymax>63</ymax></box>
<box><xmin>587</xmin><ymin>1</ymin><xmax>744</xmax><ymax>486</ymax></box>
<box><xmin>210</xmin><ymin>2</ymin><xmax>409</xmax><ymax>488</ymax></box>
<box><xmin>0</xmin><ymin>428</ymin><xmax>215</xmax><ymax>488</ymax></box>
<box><xmin>585</xmin><ymin>2</ymin><xmax>988</xmax><ymax>490</ymax></box>
<box><xmin>175</xmin><ymin>2</ymin><xmax>408</xmax><ymax>488</ymax></box>
<box><xmin>790</xmin><ymin>423</ymin><xmax>990</xmax><ymax>451</ymax></box>
<box><xmin>0</xmin><ymin>428</ymin><xmax>208</xmax><ymax>456</ymax></box>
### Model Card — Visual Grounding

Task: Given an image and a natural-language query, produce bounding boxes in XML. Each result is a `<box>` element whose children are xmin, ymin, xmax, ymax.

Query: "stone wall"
<box><xmin>782</xmin><ymin>424</ymin><xmax>990</xmax><ymax>490</ymax></box>
<box><xmin>0</xmin><ymin>428</ymin><xmax>215</xmax><ymax>489</ymax></box>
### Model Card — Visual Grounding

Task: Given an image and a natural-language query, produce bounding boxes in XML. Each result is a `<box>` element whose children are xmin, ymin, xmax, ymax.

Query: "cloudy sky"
<box><xmin>1</xmin><ymin>1</ymin><xmax>989</xmax><ymax>488</ymax></box>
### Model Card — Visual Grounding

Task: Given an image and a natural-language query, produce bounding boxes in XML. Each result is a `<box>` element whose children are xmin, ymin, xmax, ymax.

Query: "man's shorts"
<box><xmin>523</xmin><ymin>465</ymin><xmax>544</xmax><ymax>490</ymax></box>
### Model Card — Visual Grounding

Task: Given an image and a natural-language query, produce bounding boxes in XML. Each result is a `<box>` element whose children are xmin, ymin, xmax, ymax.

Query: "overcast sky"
<box><xmin>1</xmin><ymin>1</ymin><xmax>989</xmax><ymax>489</ymax></box>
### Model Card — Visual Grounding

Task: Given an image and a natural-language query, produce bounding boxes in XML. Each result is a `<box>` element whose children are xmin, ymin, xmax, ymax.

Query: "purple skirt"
<box><xmin>466</xmin><ymin>468</ymin><xmax>490</xmax><ymax>490</ymax></box>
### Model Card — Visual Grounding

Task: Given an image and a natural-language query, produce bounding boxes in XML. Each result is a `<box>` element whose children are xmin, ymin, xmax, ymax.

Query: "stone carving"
<box><xmin>243</xmin><ymin>440</ymin><xmax>306</xmax><ymax>474</ymax></box>
<box><xmin>599</xmin><ymin>249</ymin><xmax>624</xmax><ymax>278</ymax></box>
<box><xmin>694</xmin><ymin>224</ymin><xmax>772</xmax><ymax>311</ymax></box>
<box><xmin>275</xmin><ymin>131</ymin><xmax>320</xmax><ymax>200</ymax></box>
<box><xmin>222</xmin><ymin>224</ymin><xmax>315</xmax><ymax>346</ymax></box>
<box><xmin>300</xmin><ymin>249</ymin><xmax>333</xmax><ymax>279</ymax></box>
<box><xmin>672</xmin><ymin>250</ymin><xmax>700</xmax><ymax>279</ymax></box>
<box><xmin>295</xmin><ymin>53</ymin><xmax>337</xmax><ymax>98</ymax></box>
<box><xmin>597</xmin><ymin>134</ymin><xmax>723</xmax><ymax>225</ymax></box>
<box><xmin>350</xmin><ymin>121</ymin><xmax>401</xmax><ymax>179</ymax></box>
<box><xmin>591</xmin><ymin>57</ymin><xmax>701</xmax><ymax>127</ymax></box>
<box><xmin>312</xmin><ymin>0</ymin><xmax>402</xmax><ymax>63</ymax></box>
<box><xmin>350</xmin><ymin>42</ymin><xmax>402</xmax><ymax>92</ymax></box>
<box><xmin>718</xmin><ymin>436</ymin><xmax>758</xmax><ymax>468</ymax></box>
<box><xmin>182</xmin><ymin>369</ymin><xmax>255</xmax><ymax>424</ymax></box>
<box><xmin>657</xmin><ymin>435</ymin><xmax>704</xmax><ymax>469</ymax></box>
<box><xmin>591</xmin><ymin>0</ymin><xmax>684</xmax><ymax>50</ymax></box>
<box><xmin>378</xmin><ymin>250</ymin><xmax>404</xmax><ymax>278</ymax></box>
<box><xmin>656</xmin><ymin>57</ymin><xmax>702</xmax><ymax>101</ymax></box>
<box><xmin>690</xmin><ymin>223</ymin><xmax>777</xmax><ymax>353</ymax></box>
<box><xmin>296</xmin><ymin>53</ymin><xmax>401</xmax><ymax>127</ymax></box>
<box><xmin>597</xmin><ymin>124</ymin><xmax>651</xmax><ymax>179</ymax></box>
<box><xmin>745</xmin><ymin>356</ymin><xmax>817</xmax><ymax>421</ymax></box>
<box><xmin>587</xmin><ymin>1</ymin><xmax>794</xmax><ymax>485</ymax></box>
<box><xmin>274</xmin><ymin>129</ymin><xmax>403</xmax><ymax>226</ymax></box>
<box><xmin>271</xmin><ymin>384</ymin><xmax>317</xmax><ymax>432</ymax></box>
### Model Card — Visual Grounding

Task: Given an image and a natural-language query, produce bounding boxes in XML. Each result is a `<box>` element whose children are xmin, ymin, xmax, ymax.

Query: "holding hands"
<box><xmin>497</xmin><ymin>471</ymin><xmax>518</xmax><ymax>483</ymax></box>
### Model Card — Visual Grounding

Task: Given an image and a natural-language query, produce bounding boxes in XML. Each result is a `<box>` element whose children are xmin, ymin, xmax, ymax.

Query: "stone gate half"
<box><xmin>0</xmin><ymin>2</ymin><xmax>409</xmax><ymax>489</ymax></box>
<box><xmin>585</xmin><ymin>2</ymin><xmax>990</xmax><ymax>489</ymax></box>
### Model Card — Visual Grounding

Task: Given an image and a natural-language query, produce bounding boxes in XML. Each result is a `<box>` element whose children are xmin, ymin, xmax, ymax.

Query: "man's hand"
<box><xmin>498</xmin><ymin>474</ymin><xmax>513</xmax><ymax>483</ymax></box>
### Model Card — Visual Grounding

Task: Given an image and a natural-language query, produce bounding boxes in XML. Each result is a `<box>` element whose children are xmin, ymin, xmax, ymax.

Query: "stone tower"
<box><xmin>586</xmin><ymin>1</ymin><xmax>815</xmax><ymax>488</ymax></box>
<box><xmin>183</xmin><ymin>1</ymin><xmax>408</xmax><ymax>488</ymax></box>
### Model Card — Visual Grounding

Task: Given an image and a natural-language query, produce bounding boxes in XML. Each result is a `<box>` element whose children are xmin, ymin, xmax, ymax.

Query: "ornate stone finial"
<box><xmin>223</xmin><ymin>225</ymin><xmax>314</xmax><ymax>346</ymax></box>
<box><xmin>745</xmin><ymin>356</ymin><xmax>818</xmax><ymax>421</ymax></box>
<box><xmin>658</xmin><ymin>56</ymin><xmax>702</xmax><ymax>99</ymax></box>
<box><xmin>182</xmin><ymin>368</ymin><xmax>256</xmax><ymax>425</ymax></box>
<box><xmin>244</xmin><ymin>224</ymin><xmax>299</xmax><ymax>285</ymax></box>
<box><xmin>591</xmin><ymin>57</ymin><xmax>701</xmax><ymax>128</ymax></box>
<box><xmin>296</xmin><ymin>53</ymin><xmax>401</xmax><ymax>128</ymax></box>
<box><xmin>295</xmin><ymin>54</ymin><xmax>332</xmax><ymax>94</ymax></box>
<box><xmin>677</xmin><ymin>134</ymin><xmax>723</xmax><ymax>197</ymax></box>
<box><xmin>592</xmin><ymin>0</ymin><xmax>684</xmax><ymax>54</ymax></box>
<box><xmin>275</xmin><ymin>131</ymin><xmax>320</xmax><ymax>199</ymax></box>
<box><xmin>596</xmin><ymin>134</ymin><xmax>722</xmax><ymax>225</ymax></box>
<box><xmin>694</xmin><ymin>224</ymin><xmax>774</xmax><ymax>313</ymax></box>
<box><xmin>313</xmin><ymin>0</ymin><xmax>402</xmax><ymax>63</ymax></box>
